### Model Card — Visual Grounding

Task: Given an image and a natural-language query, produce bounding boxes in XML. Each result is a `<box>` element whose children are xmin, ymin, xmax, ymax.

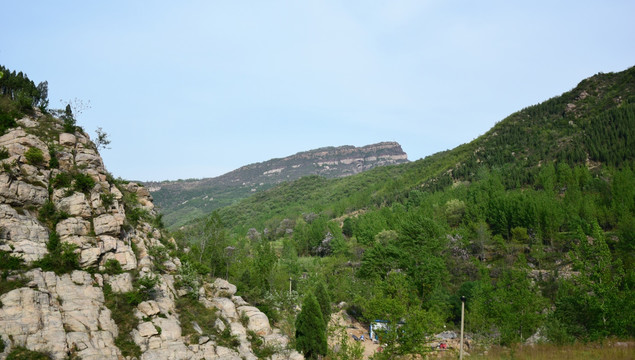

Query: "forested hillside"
<box><xmin>147</xmin><ymin>142</ymin><xmax>408</xmax><ymax>230</ymax></box>
<box><xmin>175</xmin><ymin>66</ymin><xmax>635</xmax><ymax>358</ymax></box>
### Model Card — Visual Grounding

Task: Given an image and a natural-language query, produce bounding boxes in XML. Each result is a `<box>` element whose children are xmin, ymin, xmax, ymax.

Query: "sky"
<box><xmin>2</xmin><ymin>1</ymin><xmax>634</xmax><ymax>181</ymax></box>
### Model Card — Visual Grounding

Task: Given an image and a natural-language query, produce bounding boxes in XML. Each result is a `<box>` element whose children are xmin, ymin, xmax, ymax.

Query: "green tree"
<box><xmin>553</xmin><ymin>223</ymin><xmax>633</xmax><ymax>340</ymax></box>
<box><xmin>95</xmin><ymin>127</ymin><xmax>111</xmax><ymax>150</ymax></box>
<box><xmin>296</xmin><ymin>293</ymin><xmax>327</xmax><ymax>359</ymax></box>
<box><xmin>314</xmin><ymin>281</ymin><xmax>332</xmax><ymax>326</ymax></box>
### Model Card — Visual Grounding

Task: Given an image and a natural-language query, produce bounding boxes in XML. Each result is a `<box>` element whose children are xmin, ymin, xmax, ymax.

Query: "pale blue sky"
<box><xmin>3</xmin><ymin>1</ymin><xmax>634</xmax><ymax>181</ymax></box>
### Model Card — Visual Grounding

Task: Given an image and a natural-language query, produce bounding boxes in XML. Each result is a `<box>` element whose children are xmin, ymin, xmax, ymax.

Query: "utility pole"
<box><xmin>460</xmin><ymin>296</ymin><xmax>466</xmax><ymax>360</ymax></box>
<box><xmin>289</xmin><ymin>277</ymin><xmax>292</xmax><ymax>294</ymax></box>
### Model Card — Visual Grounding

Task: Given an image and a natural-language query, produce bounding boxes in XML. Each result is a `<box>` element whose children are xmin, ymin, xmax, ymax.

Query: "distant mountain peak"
<box><xmin>146</xmin><ymin>141</ymin><xmax>408</xmax><ymax>228</ymax></box>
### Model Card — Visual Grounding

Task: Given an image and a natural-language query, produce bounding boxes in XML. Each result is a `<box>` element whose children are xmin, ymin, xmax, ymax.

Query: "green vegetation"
<box><xmin>175</xmin><ymin>296</ymin><xmax>218</xmax><ymax>343</ymax></box>
<box><xmin>24</xmin><ymin>147</ymin><xmax>44</xmax><ymax>166</ymax></box>
<box><xmin>34</xmin><ymin>231</ymin><xmax>80</xmax><ymax>275</ymax></box>
<box><xmin>295</xmin><ymin>293</ymin><xmax>327</xmax><ymax>359</ymax></box>
<box><xmin>72</xmin><ymin>172</ymin><xmax>95</xmax><ymax>193</ymax></box>
<box><xmin>103</xmin><ymin>283</ymin><xmax>142</xmax><ymax>358</ymax></box>
<box><xmin>172</xmin><ymin>66</ymin><xmax>635</xmax><ymax>356</ymax></box>
<box><xmin>6</xmin><ymin>347</ymin><xmax>51</xmax><ymax>360</ymax></box>
<box><xmin>0</xmin><ymin>65</ymin><xmax>48</xmax><ymax>115</ymax></box>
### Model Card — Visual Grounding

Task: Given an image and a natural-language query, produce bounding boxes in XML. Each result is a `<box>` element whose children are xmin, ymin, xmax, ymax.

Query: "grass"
<box><xmin>468</xmin><ymin>340</ymin><xmax>635</xmax><ymax>360</ymax></box>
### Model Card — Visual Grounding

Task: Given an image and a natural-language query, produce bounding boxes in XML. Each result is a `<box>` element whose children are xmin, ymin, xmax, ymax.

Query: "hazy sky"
<box><xmin>3</xmin><ymin>1</ymin><xmax>634</xmax><ymax>181</ymax></box>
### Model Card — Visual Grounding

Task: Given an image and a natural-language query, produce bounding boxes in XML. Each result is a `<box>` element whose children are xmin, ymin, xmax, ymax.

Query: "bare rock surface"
<box><xmin>0</xmin><ymin>204</ymin><xmax>49</xmax><ymax>262</ymax></box>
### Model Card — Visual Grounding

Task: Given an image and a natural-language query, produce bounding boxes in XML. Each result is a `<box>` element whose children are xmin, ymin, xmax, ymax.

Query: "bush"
<box><xmin>0</xmin><ymin>146</ymin><xmax>8</xmax><ymax>161</ymax></box>
<box><xmin>48</xmin><ymin>148</ymin><xmax>58</xmax><ymax>169</ymax></box>
<box><xmin>175</xmin><ymin>296</ymin><xmax>220</xmax><ymax>343</ymax></box>
<box><xmin>100</xmin><ymin>193</ymin><xmax>115</xmax><ymax>209</ymax></box>
<box><xmin>103</xmin><ymin>284</ymin><xmax>142</xmax><ymax>358</ymax></box>
<box><xmin>103</xmin><ymin>259</ymin><xmax>123</xmax><ymax>275</ymax></box>
<box><xmin>24</xmin><ymin>147</ymin><xmax>44</xmax><ymax>165</ymax></box>
<box><xmin>38</xmin><ymin>201</ymin><xmax>69</xmax><ymax>229</ymax></box>
<box><xmin>0</xmin><ymin>109</ymin><xmax>18</xmax><ymax>136</ymax></box>
<box><xmin>52</xmin><ymin>172</ymin><xmax>72</xmax><ymax>188</ymax></box>
<box><xmin>73</xmin><ymin>173</ymin><xmax>95</xmax><ymax>193</ymax></box>
<box><xmin>0</xmin><ymin>249</ymin><xmax>24</xmax><ymax>270</ymax></box>
<box><xmin>34</xmin><ymin>233</ymin><xmax>80</xmax><ymax>274</ymax></box>
<box><xmin>6</xmin><ymin>346</ymin><xmax>51</xmax><ymax>360</ymax></box>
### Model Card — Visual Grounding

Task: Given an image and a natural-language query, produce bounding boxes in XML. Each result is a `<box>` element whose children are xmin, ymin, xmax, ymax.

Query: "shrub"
<box><xmin>6</xmin><ymin>346</ymin><xmax>51</xmax><ymax>360</ymax></box>
<box><xmin>0</xmin><ymin>109</ymin><xmax>18</xmax><ymax>136</ymax></box>
<box><xmin>0</xmin><ymin>249</ymin><xmax>24</xmax><ymax>270</ymax></box>
<box><xmin>175</xmin><ymin>296</ymin><xmax>220</xmax><ymax>343</ymax></box>
<box><xmin>38</xmin><ymin>201</ymin><xmax>69</xmax><ymax>229</ymax></box>
<box><xmin>0</xmin><ymin>146</ymin><xmax>8</xmax><ymax>161</ymax></box>
<box><xmin>103</xmin><ymin>284</ymin><xmax>142</xmax><ymax>358</ymax></box>
<box><xmin>48</xmin><ymin>148</ymin><xmax>58</xmax><ymax>169</ymax></box>
<box><xmin>0</xmin><ymin>275</ymin><xmax>28</xmax><ymax>296</ymax></box>
<box><xmin>126</xmin><ymin>207</ymin><xmax>149</xmax><ymax>228</ymax></box>
<box><xmin>100</xmin><ymin>192</ymin><xmax>115</xmax><ymax>209</ymax></box>
<box><xmin>34</xmin><ymin>233</ymin><xmax>80</xmax><ymax>274</ymax></box>
<box><xmin>103</xmin><ymin>259</ymin><xmax>123</xmax><ymax>275</ymax></box>
<box><xmin>73</xmin><ymin>173</ymin><xmax>95</xmax><ymax>193</ymax></box>
<box><xmin>24</xmin><ymin>147</ymin><xmax>44</xmax><ymax>165</ymax></box>
<box><xmin>136</xmin><ymin>273</ymin><xmax>160</xmax><ymax>301</ymax></box>
<box><xmin>52</xmin><ymin>172</ymin><xmax>72</xmax><ymax>188</ymax></box>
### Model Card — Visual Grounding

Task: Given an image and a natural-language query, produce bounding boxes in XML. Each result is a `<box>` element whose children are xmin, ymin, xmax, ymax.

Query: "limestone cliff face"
<box><xmin>0</xmin><ymin>112</ymin><xmax>302</xmax><ymax>359</ymax></box>
<box><xmin>146</xmin><ymin>142</ymin><xmax>409</xmax><ymax>228</ymax></box>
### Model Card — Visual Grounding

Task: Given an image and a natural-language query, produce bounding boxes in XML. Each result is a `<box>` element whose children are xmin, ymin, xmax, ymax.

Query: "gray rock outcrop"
<box><xmin>0</xmin><ymin>114</ymin><xmax>303</xmax><ymax>360</ymax></box>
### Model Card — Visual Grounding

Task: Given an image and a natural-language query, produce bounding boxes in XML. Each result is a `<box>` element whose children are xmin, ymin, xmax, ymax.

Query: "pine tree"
<box><xmin>295</xmin><ymin>293</ymin><xmax>327</xmax><ymax>359</ymax></box>
<box><xmin>314</xmin><ymin>281</ymin><xmax>331</xmax><ymax>326</ymax></box>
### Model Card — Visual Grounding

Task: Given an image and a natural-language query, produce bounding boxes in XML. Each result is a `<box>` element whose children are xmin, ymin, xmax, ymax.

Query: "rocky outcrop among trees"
<box><xmin>0</xmin><ymin>111</ymin><xmax>302</xmax><ymax>359</ymax></box>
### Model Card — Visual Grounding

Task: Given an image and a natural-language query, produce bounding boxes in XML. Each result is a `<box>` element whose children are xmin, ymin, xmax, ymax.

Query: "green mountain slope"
<box><xmin>214</xmin><ymin>66</ymin><xmax>635</xmax><ymax>232</ymax></box>
<box><xmin>176</xmin><ymin>66</ymin><xmax>635</xmax><ymax>352</ymax></box>
<box><xmin>146</xmin><ymin>142</ymin><xmax>408</xmax><ymax>229</ymax></box>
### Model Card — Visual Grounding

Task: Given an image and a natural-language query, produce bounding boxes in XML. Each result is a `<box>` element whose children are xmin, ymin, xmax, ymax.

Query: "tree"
<box><xmin>553</xmin><ymin>223</ymin><xmax>633</xmax><ymax>340</ymax></box>
<box><xmin>62</xmin><ymin>104</ymin><xmax>76</xmax><ymax>133</ymax></box>
<box><xmin>314</xmin><ymin>281</ymin><xmax>332</xmax><ymax>326</ymax></box>
<box><xmin>295</xmin><ymin>293</ymin><xmax>327</xmax><ymax>359</ymax></box>
<box><xmin>95</xmin><ymin>127</ymin><xmax>111</xmax><ymax>150</ymax></box>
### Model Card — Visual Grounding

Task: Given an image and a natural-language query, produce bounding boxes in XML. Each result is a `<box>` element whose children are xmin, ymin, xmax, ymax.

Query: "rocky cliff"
<box><xmin>0</xmin><ymin>111</ymin><xmax>302</xmax><ymax>359</ymax></box>
<box><xmin>146</xmin><ymin>142</ymin><xmax>408</xmax><ymax>228</ymax></box>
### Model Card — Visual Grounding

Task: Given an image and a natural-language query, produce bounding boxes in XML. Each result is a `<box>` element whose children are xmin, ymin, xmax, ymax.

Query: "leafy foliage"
<box><xmin>73</xmin><ymin>172</ymin><xmax>95</xmax><ymax>193</ymax></box>
<box><xmin>24</xmin><ymin>147</ymin><xmax>44</xmax><ymax>165</ymax></box>
<box><xmin>34</xmin><ymin>231</ymin><xmax>80</xmax><ymax>274</ymax></box>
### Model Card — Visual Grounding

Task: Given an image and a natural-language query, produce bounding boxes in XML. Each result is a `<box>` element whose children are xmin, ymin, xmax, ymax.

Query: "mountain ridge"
<box><xmin>145</xmin><ymin>141</ymin><xmax>408</xmax><ymax>228</ymax></box>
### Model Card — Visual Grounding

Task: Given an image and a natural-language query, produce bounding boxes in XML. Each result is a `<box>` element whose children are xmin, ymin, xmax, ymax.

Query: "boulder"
<box><xmin>0</xmin><ymin>269</ymin><xmax>121</xmax><ymax>360</ymax></box>
<box><xmin>93</xmin><ymin>214</ymin><xmax>120</xmax><ymax>236</ymax></box>
<box><xmin>0</xmin><ymin>174</ymin><xmax>48</xmax><ymax>207</ymax></box>
<box><xmin>105</xmin><ymin>272</ymin><xmax>133</xmax><ymax>293</ymax></box>
<box><xmin>237</xmin><ymin>306</ymin><xmax>271</xmax><ymax>336</ymax></box>
<box><xmin>209</xmin><ymin>278</ymin><xmax>237</xmax><ymax>298</ymax></box>
<box><xmin>0</xmin><ymin>204</ymin><xmax>49</xmax><ymax>262</ymax></box>
<box><xmin>56</xmin><ymin>217</ymin><xmax>91</xmax><ymax>238</ymax></box>
<box><xmin>0</xmin><ymin>129</ymin><xmax>50</xmax><ymax>164</ymax></box>
<box><xmin>139</xmin><ymin>301</ymin><xmax>161</xmax><ymax>317</ymax></box>
<box><xmin>59</xmin><ymin>133</ymin><xmax>77</xmax><ymax>146</ymax></box>
<box><xmin>210</xmin><ymin>297</ymin><xmax>238</xmax><ymax>320</ymax></box>
<box><xmin>57</xmin><ymin>193</ymin><xmax>92</xmax><ymax>218</ymax></box>
<box><xmin>138</xmin><ymin>321</ymin><xmax>159</xmax><ymax>337</ymax></box>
